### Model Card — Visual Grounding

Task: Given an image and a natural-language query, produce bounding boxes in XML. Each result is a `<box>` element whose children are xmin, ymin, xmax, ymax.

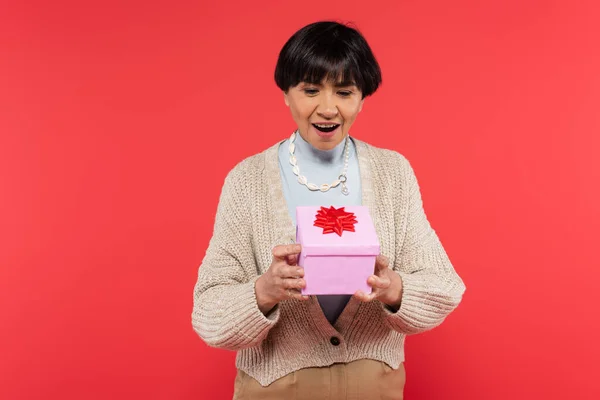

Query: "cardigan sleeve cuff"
<box><xmin>382</xmin><ymin>271</ymin><xmax>461</xmax><ymax>335</ymax></box>
<box><xmin>192</xmin><ymin>276</ymin><xmax>280</xmax><ymax>350</ymax></box>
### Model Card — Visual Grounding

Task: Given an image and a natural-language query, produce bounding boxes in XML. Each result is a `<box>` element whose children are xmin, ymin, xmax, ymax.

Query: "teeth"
<box><xmin>314</xmin><ymin>124</ymin><xmax>338</xmax><ymax>128</ymax></box>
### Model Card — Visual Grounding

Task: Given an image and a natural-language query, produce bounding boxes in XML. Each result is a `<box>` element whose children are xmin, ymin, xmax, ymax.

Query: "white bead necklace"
<box><xmin>288</xmin><ymin>130</ymin><xmax>350</xmax><ymax>195</ymax></box>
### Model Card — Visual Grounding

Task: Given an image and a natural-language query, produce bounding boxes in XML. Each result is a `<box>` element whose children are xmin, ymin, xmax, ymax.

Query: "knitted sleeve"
<box><xmin>192</xmin><ymin>164</ymin><xmax>280</xmax><ymax>350</ymax></box>
<box><xmin>384</xmin><ymin>156</ymin><xmax>466</xmax><ymax>334</ymax></box>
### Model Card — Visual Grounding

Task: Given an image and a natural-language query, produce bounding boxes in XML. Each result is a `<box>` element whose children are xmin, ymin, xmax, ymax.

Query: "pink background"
<box><xmin>1</xmin><ymin>0</ymin><xmax>599</xmax><ymax>399</ymax></box>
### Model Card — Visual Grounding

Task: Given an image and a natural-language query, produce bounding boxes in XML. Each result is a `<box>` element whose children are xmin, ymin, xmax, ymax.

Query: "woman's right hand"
<box><xmin>255</xmin><ymin>244</ymin><xmax>308</xmax><ymax>315</ymax></box>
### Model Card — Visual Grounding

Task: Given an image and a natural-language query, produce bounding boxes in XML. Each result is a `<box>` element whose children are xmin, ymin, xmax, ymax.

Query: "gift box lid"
<box><xmin>296</xmin><ymin>206</ymin><xmax>380</xmax><ymax>256</ymax></box>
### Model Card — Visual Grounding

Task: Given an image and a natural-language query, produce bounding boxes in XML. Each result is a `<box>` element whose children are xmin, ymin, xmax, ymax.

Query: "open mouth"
<box><xmin>312</xmin><ymin>123</ymin><xmax>340</xmax><ymax>133</ymax></box>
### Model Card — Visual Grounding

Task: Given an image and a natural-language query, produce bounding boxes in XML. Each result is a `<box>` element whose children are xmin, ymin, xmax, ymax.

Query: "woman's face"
<box><xmin>284</xmin><ymin>80</ymin><xmax>364</xmax><ymax>151</ymax></box>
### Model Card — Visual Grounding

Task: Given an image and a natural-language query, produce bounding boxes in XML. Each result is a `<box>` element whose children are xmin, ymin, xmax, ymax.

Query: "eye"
<box><xmin>338</xmin><ymin>90</ymin><xmax>353</xmax><ymax>97</ymax></box>
<box><xmin>303</xmin><ymin>88</ymin><xmax>319</xmax><ymax>96</ymax></box>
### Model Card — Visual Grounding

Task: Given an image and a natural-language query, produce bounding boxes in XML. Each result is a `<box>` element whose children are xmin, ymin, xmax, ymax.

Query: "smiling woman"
<box><xmin>192</xmin><ymin>21</ymin><xmax>466</xmax><ymax>400</ymax></box>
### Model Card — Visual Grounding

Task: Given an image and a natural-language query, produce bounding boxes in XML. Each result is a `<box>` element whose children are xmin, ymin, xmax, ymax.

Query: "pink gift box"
<box><xmin>296</xmin><ymin>206</ymin><xmax>380</xmax><ymax>295</ymax></box>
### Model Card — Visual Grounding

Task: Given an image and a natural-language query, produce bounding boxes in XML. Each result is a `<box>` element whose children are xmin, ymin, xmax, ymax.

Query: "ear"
<box><xmin>358</xmin><ymin>98</ymin><xmax>365</xmax><ymax>113</ymax></box>
<box><xmin>283</xmin><ymin>91</ymin><xmax>290</xmax><ymax>107</ymax></box>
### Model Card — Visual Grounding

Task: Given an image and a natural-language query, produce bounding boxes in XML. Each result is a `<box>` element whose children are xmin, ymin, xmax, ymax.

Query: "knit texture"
<box><xmin>192</xmin><ymin>139</ymin><xmax>466</xmax><ymax>386</ymax></box>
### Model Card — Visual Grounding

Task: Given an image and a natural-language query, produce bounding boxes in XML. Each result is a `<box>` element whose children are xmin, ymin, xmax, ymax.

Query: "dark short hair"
<box><xmin>274</xmin><ymin>21</ymin><xmax>382</xmax><ymax>98</ymax></box>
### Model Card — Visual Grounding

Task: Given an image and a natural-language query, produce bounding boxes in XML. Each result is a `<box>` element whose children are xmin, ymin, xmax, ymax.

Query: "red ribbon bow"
<box><xmin>313</xmin><ymin>206</ymin><xmax>358</xmax><ymax>237</ymax></box>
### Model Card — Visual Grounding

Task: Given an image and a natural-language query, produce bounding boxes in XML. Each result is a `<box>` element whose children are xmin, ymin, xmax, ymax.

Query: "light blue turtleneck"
<box><xmin>278</xmin><ymin>131</ymin><xmax>362</xmax><ymax>324</ymax></box>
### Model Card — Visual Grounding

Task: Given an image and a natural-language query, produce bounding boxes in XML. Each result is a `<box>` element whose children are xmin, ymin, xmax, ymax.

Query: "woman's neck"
<box><xmin>294</xmin><ymin>131</ymin><xmax>348</xmax><ymax>164</ymax></box>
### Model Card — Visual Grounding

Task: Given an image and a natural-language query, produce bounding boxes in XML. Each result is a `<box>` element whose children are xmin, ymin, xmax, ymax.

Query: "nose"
<box><xmin>316</xmin><ymin>93</ymin><xmax>338</xmax><ymax>119</ymax></box>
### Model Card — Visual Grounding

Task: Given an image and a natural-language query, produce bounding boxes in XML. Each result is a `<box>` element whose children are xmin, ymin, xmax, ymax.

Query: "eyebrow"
<box><xmin>333</xmin><ymin>82</ymin><xmax>357</xmax><ymax>88</ymax></box>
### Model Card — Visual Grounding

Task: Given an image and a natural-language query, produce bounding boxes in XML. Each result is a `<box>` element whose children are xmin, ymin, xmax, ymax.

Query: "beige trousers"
<box><xmin>233</xmin><ymin>359</ymin><xmax>405</xmax><ymax>400</ymax></box>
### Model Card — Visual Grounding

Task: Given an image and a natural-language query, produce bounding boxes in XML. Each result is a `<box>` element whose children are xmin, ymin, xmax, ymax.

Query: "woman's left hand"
<box><xmin>354</xmin><ymin>255</ymin><xmax>403</xmax><ymax>309</ymax></box>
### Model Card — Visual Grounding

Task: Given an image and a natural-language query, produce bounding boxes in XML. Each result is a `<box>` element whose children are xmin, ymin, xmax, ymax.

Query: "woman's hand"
<box><xmin>354</xmin><ymin>255</ymin><xmax>403</xmax><ymax>310</ymax></box>
<box><xmin>255</xmin><ymin>244</ymin><xmax>309</xmax><ymax>315</ymax></box>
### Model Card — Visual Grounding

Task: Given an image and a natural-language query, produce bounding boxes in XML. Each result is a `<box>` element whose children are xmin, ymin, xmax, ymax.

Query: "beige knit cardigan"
<box><xmin>192</xmin><ymin>138</ymin><xmax>466</xmax><ymax>386</ymax></box>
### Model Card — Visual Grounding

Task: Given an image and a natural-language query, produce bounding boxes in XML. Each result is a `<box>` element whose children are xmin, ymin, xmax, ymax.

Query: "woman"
<box><xmin>192</xmin><ymin>21</ymin><xmax>466</xmax><ymax>399</ymax></box>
